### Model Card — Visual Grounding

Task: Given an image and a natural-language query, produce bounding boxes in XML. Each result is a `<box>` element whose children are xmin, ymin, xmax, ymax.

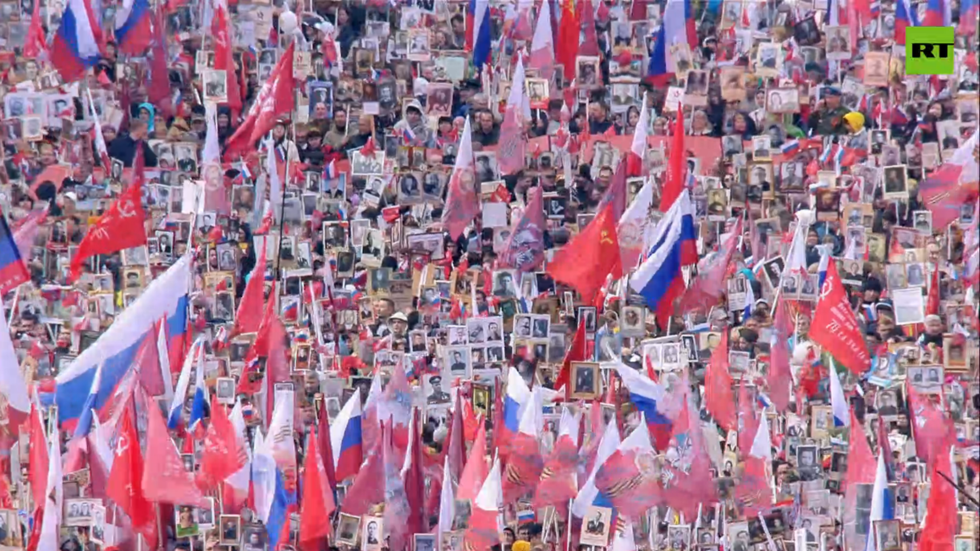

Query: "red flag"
<box><xmin>906</xmin><ymin>383</ymin><xmax>954</xmax><ymax>469</ymax></box>
<box><xmin>27</xmin><ymin>402</ymin><xmax>49</xmax><ymax>512</ymax></box>
<box><xmin>148</xmin><ymin>9</ymin><xmax>171</xmax><ymax>113</ymax></box>
<box><xmin>108</xmin><ymin>409</ymin><xmax>158</xmax><ymax>545</ymax></box>
<box><xmin>556</xmin><ymin>1</ymin><xmax>579</xmax><ymax>79</ymax></box>
<box><xmin>808</xmin><ymin>261</ymin><xmax>871</xmax><ymax>374</ymax></box>
<box><xmin>577</xmin><ymin>0</ymin><xmax>600</xmax><ymax>56</ymax></box>
<box><xmin>441</xmin><ymin>118</ymin><xmax>480</xmax><ymax>240</ymax></box>
<box><xmin>842</xmin><ymin>408</ymin><xmax>876</xmax><ymax>548</ymax></box>
<box><xmin>705</xmin><ymin>331</ymin><xmax>736</xmax><ymax>431</ymax></box>
<box><xmin>737</xmin><ymin>378</ymin><xmax>758</xmax><ymax>456</ymax></box>
<box><xmin>134</xmin><ymin>324</ymin><xmax>165</xmax><ymax>397</ymax></box>
<box><xmin>501</xmin><ymin>429</ymin><xmax>543</xmax><ymax>502</ymax></box>
<box><xmin>597</xmin><ymin>161</ymin><xmax>629</xmax><ymax>220</ymax></box>
<box><xmin>767</xmin><ymin>300</ymin><xmax>794</xmax><ymax>412</ymax></box>
<box><xmin>198</xmin><ymin>405</ymin><xmax>246</xmax><ymax>487</ymax></box>
<box><xmin>224</xmin><ymin>43</ymin><xmax>296</xmax><ymax>159</ymax></box>
<box><xmin>679</xmin><ymin>219</ymin><xmax>741</xmax><ymax>313</ymax></box>
<box><xmin>661</xmin><ymin>400</ymin><xmax>719</xmax><ymax>519</ymax></box>
<box><xmin>532</xmin><ymin>426</ymin><xmax>579</xmax><ymax>512</ymax></box>
<box><xmin>299</xmin><ymin>425</ymin><xmax>336</xmax><ymax>551</ymax></box>
<box><xmin>661</xmin><ymin>114</ymin><xmax>686</xmax><ymax>211</ymax></box>
<box><xmin>500</xmin><ymin>186</ymin><xmax>546</xmax><ymax>272</ymax></box>
<box><xmin>444</xmin><ymin>394</ymin><xmax>467</xmax><ymax>483</ymax></box>
<box><xmin>554</xmin><ymin>320</ymin><xmax>586</xmax><ymax>399</ymax></box>
<box><xmin>69</xmin><ymin>170</ymin><xmax>148</xmax><ymax>282</ymax></box>
<box><xmin>734</xmin><ymin>455</ymin><xmax>772</xmax><ymax>516</ymax></box>
<box><xmin>12</xmin><ymin>208</ymin><xmax>47</xmax><ymax>261</ymax></box>
<box><xmin>233</xmin><ymin>242</ymin><xmax>267</xmax><ymax>335</ymax></box>
<box><xmin>457</xmin><ymin>423</ymin><xmax>489</xmax><ymax>502</ymax></box>
<box><xmin>316</xmin><ymin>402</ymin><xmax>337</xmax><ymax>492</ymax></box>
<box><xmin>464</xmin><ymin>460</ymin><xmax>502</xmax><ymax>551</ymax></box>
<box><xmin>340</xmin><ymin>438</ymin><xmax>384</xmax><ymax>516</ymax></box>
<box><xmin>462</xmin><ymin>401</ymin><xmax>481</xmax><ymax>444</ymax></box>
<box><xmin>141</xmin><ymin>400</ymin><xmax>210</xmax><ymax>506</ymax></box>
<box><xmin>360</xmin><ymin>136</ymin><xmax>377</xmax><ymax>157</ymax></box>
<box><xmin>926</xmin><ymin>263</ymin><xmax>940</xmax><ymax>316</ymax></box>
<box><xmin>22</xmin><ymin>0</ymin><xmax>47</xmax><ymax>58</ymax></box>
<box><xmin>547</xmin><ymin>202</ymin><xmax>623</xmax><ymax>300</ymax></box>
<box><xmin>211</xmin><ymin>3</ymin><xmax>242</xmax><ymax>116</ymax></box>
<box><xmin>919</xmin><ymin>447</ymin><xmax>957</xmax><ymax>551</ymax></box>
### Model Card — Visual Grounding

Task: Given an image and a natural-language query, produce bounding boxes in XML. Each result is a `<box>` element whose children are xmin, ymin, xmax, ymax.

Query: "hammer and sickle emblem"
<box><xmin>115</xmin><ymin>433</ymin><xmax>129</xmax><ymax>457</ymax></box>
<box><xmin>600</xmin><ymin>230</ymin><xmax>614</xmax><ymax>245</ymax></box>
<box><xmin>819</xmin><ymin>276</ymin><xmax>833</xmax><ymax>301</ymax></box>
<box><xmin>117</xmin><ymin>200</ymin><xmax>137</xmax><ymax>219</ymax></box>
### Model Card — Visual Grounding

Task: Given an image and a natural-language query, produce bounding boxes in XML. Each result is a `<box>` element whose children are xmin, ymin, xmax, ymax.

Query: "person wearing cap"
<box><xmin>808</xmin><ymin>87</ymin><xmax>850</xmax><ymax>135</ymax></box>
<box><xmin>300</xmin><ymin>127</ymin><xmax>326</xmax><ymax>168</ymax></box>
<box><xmin>271</xmin><ymin>118</ymin><xmax>300</xmax><ymax>164</ymax></box>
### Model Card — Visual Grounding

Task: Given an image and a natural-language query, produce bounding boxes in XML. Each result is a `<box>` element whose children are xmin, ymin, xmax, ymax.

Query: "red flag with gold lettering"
<box><xmin>809</xmin><ymin>261</ymin><xmax>871</xmax><ymax>374</ymax></box>
<box><xmin>69</xmin><ymin>167</ymin><xmax>147</xmax><ymax>282</ymax></box>
<box><xmin>547</xmin><ymin>202</ymin><xmax>623</xmax><ymax>300</ymax></box>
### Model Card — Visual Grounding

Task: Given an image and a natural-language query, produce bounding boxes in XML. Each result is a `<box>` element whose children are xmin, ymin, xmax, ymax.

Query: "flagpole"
<box><xmin>564</xmin><ymin>498</ymin><xmax>573</xmax><ymax>551</ymax></box>
<box><xmin>273</xmin><ymin>116</ymin><xmax>296</xmax><ymax>277</ymax></box>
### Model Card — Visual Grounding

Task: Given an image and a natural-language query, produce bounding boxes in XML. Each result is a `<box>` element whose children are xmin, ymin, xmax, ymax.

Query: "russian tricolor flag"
<box><xmin>329</xmin><ymin>393</ymin><xmax>363</xmax><ymax>482</ymax></box>
<box><xmin>467</xmin><ymin>0</ymin><xmax>492</xmax><ymax>71</ymax></box>
<box><xmin>780</xmin><ymin>140</ymin><xmax>801</xmax><ymax>155</ymax></box>
<box><xmin>829</xmin><ymin>359</ymin><xmax>850</xmax><ymax>428</ymax></box>
<box><xmin>264</xmin><ymin>469</ymin><xmax>296</xmax><ymax>550</ymax></box>
<box><xmin>0</xmin><ymin>210</ymin><xmax>30</xmax><ymax>296</ymax></box>
<box><xmin>502</xmin><ymin>367</ymin><xmax>532</xmax><ymax>439</ymax></box>
<box><xmin>922</xmin><ymin>0</ymin><xmax>950</xmax><ymax>26</ymax></box>
<box><xmin>571</xmin><ymin>418</ymin><xmax>620</xmax><ymax>517</ymax></box>
<box><xmin>168</xmin><ymin>338</ymin><xmax>204</xmax><ymax>429</ymax></box>
<box><xmin>50</xmin><ymin>0</ymin><xmax>104</xmax><ymax>82</ymax></box>
<box><xmin>864</xmin><ymin>452</ymin><xmax>894</xmax><ymax>551</ymax></box>
<box><xmin>114</xmin><ymin>0</ymin><xmax>152</xmax><ymax>55</ymax></box>
<box><xmin>54</xmin><ymin>255</ymin><xmax>193</xmax><ymax>432</ymax></box>
<box><xmin>895</xmin><ymin>0</ymin><xmax>919</xmax><ymax>45</ymax></box>
<box><xmin>612</xmin><ymin>361</ymin><xmax>673</xmax><ymax>450</ymax></box>
<box><xmin>188</xmin><ymin>346</ymin><xmax>210</xmax><ymax>430</ymax></box>
<box><xmin>0</xmin><ymin>295</ymin><xmax>30</xmax><ymax>430</ymax></box>
<box><xmin>628</xmin><ymin>189</ymin><xmax>697</xmax><ymax>324</ymax></box>
<box><xmin>960</xmin><ymin>0</ymin><xmax>978</xmax><ymax>35</ymax></box>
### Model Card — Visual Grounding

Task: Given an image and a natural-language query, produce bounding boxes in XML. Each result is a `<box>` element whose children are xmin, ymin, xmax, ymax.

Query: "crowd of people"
<box><xmin>0</xmin><ymin>1</ymin><xmax>978</xmax><ymax>551</ymax></box>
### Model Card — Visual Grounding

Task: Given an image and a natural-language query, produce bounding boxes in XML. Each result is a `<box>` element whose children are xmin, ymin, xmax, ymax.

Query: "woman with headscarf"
<box><xmin>137</xmin><ymin>103</ymin><xmax>156</xmax><ymax>133</ymax></box>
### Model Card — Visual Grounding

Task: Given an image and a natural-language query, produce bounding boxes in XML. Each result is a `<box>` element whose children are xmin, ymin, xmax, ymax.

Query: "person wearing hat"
<box><xmin>426</xmin><ymin>374</ymin><xmax>450</xmax><ymax>404</ymax></box>
<box><xmin>271</xmin><ymin>118</ymin><xmax>300</xmax><ymax>164</ymax></box>
<box><xmin>843</xmin><ymin>111</ymin><xmax>865</xmax><ymax>134</ymax></box>
<box><xmin>808</xmin><ymin>87</ymin><xmax>850</xmax><ymax>135</ymax></box>
<box><xmin>393</xmin><ymin>100</ymin><xmax>431</xmax><ymax>147</ymax></box>
<box><xmin>389</xmin><ymin>311</ymin><xmax>410</xmax><ymax>340</ymax></box>
<box><xmin>300</xmin><ymin>127</ymin><xmax>326</xmax><ymax>168</ymax></box>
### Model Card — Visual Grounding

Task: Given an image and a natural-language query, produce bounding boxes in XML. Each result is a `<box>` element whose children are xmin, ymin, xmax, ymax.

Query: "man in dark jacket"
<box><xmin>108</xmin><ymin>120</ymin><xmax>158</xmax><ymax>167</ymax></box>
<box><xmin>471</xmin><ymin>109</ymin><xmax>499</xmax><ymax>146</ymax></box>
